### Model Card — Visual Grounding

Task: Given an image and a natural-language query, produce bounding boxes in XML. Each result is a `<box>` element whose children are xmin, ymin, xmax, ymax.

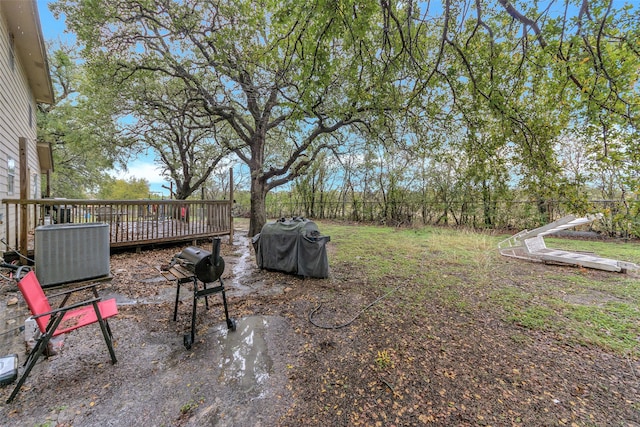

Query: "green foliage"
<box><xmin>507</xmin><ymin>306</ymin><xmax>557</xmax><ymax>330</ymax></box>
<box><xmin>97</xmin><ymin>178</ymin><xmax>150</xmax><ymax>200</ymax></box>
<box><xmin>53</xmin><ymin>0</ymin><xmax>413</xmax><ymax>235</ymax></box>
<box><xmin>374</xmin><ymin>350</ymin><xmax>392</xmax><ymax>370</ymax></box>
<box><xmin>38</xmin><ymin>42</ymin><xmax>136</xmax><ymax>198</ymax></box>
<box><xmin>48</xmin><ymin>0</ymin><xmax>639</xmax><ymax>235</ymax></box>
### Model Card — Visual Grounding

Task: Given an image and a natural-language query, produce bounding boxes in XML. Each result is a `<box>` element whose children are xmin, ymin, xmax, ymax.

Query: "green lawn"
<box><xmin>315</xmin><ymin>221</ymin><xmax>640</xmax><ymax>355</ymax></box>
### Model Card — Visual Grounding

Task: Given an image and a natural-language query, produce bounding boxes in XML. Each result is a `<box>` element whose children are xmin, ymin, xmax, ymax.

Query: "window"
<box><xmin>7</xmin><ymin>158</ymin><xmax>15</xmax><ymax>195</ymax></box>
<box><xmin>31</xmin><ymin>173</ymin><xmax>38</xmax><ymax>198</ymax></box>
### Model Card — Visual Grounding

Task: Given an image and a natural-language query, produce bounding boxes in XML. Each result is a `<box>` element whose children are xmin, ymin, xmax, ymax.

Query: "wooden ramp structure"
<box><xmin>498</xmin><ymin>214</ymin><xmax>639</xmax><ymax>273</ymax></box>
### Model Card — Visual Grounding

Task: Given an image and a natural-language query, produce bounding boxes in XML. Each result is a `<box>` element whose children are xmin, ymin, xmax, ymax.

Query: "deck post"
<box><xmin>229</xmin><ymin>168</ymin><xmax>234</xmax><ymax>244</ymax></box>
<box><xmin>19</xmin><ymin>137</ymin><xmax>29</xmax><ymax>263</ymax></box>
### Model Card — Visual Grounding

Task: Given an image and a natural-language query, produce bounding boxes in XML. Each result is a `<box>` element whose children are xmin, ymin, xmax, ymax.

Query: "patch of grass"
<box><xmin>180</xmin><ymin>400</ymin><xmax>197</xmax><ymax>414</ymax></box>
<box><xmin>508</xmin><ymin>305</ymin><xmax>557</xmax><ymax>330</ymax></box>
<box><xmin>320</xmin><ymin>222</ymin><xmax>499</xmax><ymax>282</ymax></box>
<box><xmin>510</xmin><ymin>333</ymin><xmax>532</xmax><ymax>344</ymax></box>
<box><xmin>316</xmin><ymin>221</ymin><xmax>640</xmax><ymax>356</ymax></box>
<box><xmin>439</xmin><ymin>285</ymin><xmax>469</xmax><ymax>311</ymax></box>
<box><xmin>491</xmin><ymin>287</ymin><xmax>559</xmax><ymax>330</ymax></box>
<box><xmin>374</xmin><ymin>350</ymin><xmax>392</xmax><ymax>369</ymax></box>
<box><xmin>490</xmin><ymin>278</ymin><xmax>640</xmax><ymax>354</ymax></box>
<box><xmin>319</xmin><ymin>224</ymin><xmax>425</xmax><ymax>280</ymax></box>
<box><xmin>563</xmin><ymin>303</ymin><xmax>640</xmax><ymax>353</ymax></box>
<box><xmin>489</xmin><ymin>287</ymin><xmax>529</xmax><ymax>312</ymax></box>
<box><xmin>544</xmin><ymin>237</ymin><xmax>640</xmax><ymax>261</ymax></box>
<box><xmin>560</xmin><ymin>273</ymin><xmax>640</xmax><ymax>301</ymax></box>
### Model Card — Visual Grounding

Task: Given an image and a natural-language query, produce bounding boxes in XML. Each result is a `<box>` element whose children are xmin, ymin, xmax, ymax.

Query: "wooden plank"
<box><xmin>534</xmin><ymin>248</ymin><xmax>622</xmax><ymax>272</ymax></box>
<box><xmin>159</xmin><ymin>264</ymin><xmax>194</xmax><ymax>283</ymax></box>
<box><xmin>517</xmin><ymin>214</ymin><xmax>601</xmax><ymax>241</ymax></box>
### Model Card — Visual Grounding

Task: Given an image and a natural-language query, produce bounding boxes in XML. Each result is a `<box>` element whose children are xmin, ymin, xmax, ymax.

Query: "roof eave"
<box><xmin>1</xmin><ymin>0</ymin><xmax>55</xmax><ymax>105</ymax></box>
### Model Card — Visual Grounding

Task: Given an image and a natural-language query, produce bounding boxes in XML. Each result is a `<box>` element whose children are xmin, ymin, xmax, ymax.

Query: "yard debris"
<box><xmin>498</xmin><ymin>214</ymin><xmax>640</xmax><ymax>273</ymax></box>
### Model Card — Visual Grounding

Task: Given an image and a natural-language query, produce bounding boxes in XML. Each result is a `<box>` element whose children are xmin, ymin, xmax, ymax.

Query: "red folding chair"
<box><xmin>6</xmin><ymin>270</ymin><xmax>118</xmax><ymax>403</ymax></box>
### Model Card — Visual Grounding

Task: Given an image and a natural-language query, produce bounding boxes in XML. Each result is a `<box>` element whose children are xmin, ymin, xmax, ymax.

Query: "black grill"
<box><xmin>163</xmin><ymin>238</ymin><xmax>236</xmax><ymax>349</ymax></box>
<box><xmin>176</xmin><ymin>244</ymin><xmax>225</xmax><ymax>283</ymax></box>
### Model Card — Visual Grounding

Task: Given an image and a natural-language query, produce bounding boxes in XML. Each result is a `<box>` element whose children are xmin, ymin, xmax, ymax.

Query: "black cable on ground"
<box><xmin>1</xmin><ymin>238</ymin><xmax>35</xmax><ymax>264</ymax></box>
<box><xmin>308</xmin><ymin>283</ymin><xmax>404</xmax><ymax>329</ymax></box>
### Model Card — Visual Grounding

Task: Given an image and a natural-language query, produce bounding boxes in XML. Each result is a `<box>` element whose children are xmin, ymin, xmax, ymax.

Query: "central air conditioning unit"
<box><xmin>35</xmin><ymin>223</ymin><xmax>110</xmax><ymax>287</ymax></box>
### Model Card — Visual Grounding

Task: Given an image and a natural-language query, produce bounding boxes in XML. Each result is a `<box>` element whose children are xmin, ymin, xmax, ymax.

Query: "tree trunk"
<box><xmin>249</xmin><ymin>175</ymin><xmax>267</xmax><ymax>237</ymax></box>
<box><xmin>482</xmin><ymin>180</ymin><xmax>493</xmax><ymax>227</ymax></box>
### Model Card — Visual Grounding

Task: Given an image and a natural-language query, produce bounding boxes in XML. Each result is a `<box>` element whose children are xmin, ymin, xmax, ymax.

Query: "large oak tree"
<box><xmin>55</xmin><ymin>0</ymin><xmax>408</xmax><ymax>235</ymax></box>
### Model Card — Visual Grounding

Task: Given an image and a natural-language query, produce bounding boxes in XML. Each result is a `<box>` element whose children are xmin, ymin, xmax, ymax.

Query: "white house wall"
<box><xmin>0</xmin><ymin>11</ymin><xmax>41</xmax><ymax>247</ymax></box>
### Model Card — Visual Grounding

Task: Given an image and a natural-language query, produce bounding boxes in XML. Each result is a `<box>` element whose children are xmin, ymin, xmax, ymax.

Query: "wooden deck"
<box><xmin>1</xmin><ymin>199</ymin><xmax>233</xmax><ymax>257</ymax></box>
<box><xmin>105</xmin><ymin>215</ymin><xmax>231</xmax><ymax>248</ymax></box>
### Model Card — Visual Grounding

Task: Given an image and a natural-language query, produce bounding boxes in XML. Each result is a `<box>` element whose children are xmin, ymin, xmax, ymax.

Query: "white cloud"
<box><xmin>110</xmin><ymin>161</ymin><xmax>167</xmax><ymax>184</ymax></box>
<box><xmin>109</xmin><ymin>161</ymin><xmax>173</xmax><ymax>196</ymax></box>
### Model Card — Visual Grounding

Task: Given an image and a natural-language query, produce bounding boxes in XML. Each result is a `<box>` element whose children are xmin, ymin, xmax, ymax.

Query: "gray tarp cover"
<box><xmin>252</xmin><ymin>218</ymin><xmax>330</xmax><ymax>278</ymax></box>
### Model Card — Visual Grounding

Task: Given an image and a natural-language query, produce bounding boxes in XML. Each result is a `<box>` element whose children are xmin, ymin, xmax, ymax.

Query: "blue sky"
<box><xmin>37</xmin><ymin>1</ymin><xmax>172</xmax><ymax>196</ymax></box>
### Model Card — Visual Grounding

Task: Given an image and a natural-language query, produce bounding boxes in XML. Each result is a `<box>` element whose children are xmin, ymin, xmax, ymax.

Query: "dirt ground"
<box><xmin>0</xmin><ymin>225</ymin><xmax>639</xmax><ymax>426</ymax></box>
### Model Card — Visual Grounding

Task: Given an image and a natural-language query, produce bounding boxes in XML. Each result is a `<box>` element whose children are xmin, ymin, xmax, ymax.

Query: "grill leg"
<box><xmin>188</xmin><ymin>277</ymin><xmax>198</xmax><ymax>348</ymax></box>
<box><xmin>173</xmin><ymin>281</ymin><xmax>181</xmax><ymax>321</ymax></box>
<box><xmin>219</xmin><ymin>278</ymin><xmax>236</xmax><ymax>331</ymax></box>
<box><xmin>203</xmin><ymin>282</ymin><xmax>210</xmax><ymax>310</ymax></box>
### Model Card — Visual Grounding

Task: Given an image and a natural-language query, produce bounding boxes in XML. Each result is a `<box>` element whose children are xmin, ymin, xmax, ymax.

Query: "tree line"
<box><xmin>229</xmin><ymin>142</ymin><xmax>639</xmax><ymax>238</ymax></box>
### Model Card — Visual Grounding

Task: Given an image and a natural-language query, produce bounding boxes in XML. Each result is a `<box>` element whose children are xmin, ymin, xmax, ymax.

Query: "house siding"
<box><xmin>0</xmin><ymin>11</ymin><xmax>42</xmax><ymax>246</ymax></box>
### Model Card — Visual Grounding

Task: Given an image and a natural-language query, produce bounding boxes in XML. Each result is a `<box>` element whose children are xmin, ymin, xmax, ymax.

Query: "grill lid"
<box><xmin>176</xmin><ymin>238</ymin><xmax>225</xmax><ymax>283</ymax></box>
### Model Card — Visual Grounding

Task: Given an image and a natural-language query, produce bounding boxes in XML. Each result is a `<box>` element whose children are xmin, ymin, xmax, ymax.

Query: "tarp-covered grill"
<box><xmin>252</xmin><ymin>217</ymin><xmax>330</xmax><ymax>278</ymax></box>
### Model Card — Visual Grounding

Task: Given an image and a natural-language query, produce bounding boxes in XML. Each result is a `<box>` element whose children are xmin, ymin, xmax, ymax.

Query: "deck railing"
<box><xmin>1</xmin><ymin>198</ymin><xmax>233</xmax><ymax>257</ymax></box>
